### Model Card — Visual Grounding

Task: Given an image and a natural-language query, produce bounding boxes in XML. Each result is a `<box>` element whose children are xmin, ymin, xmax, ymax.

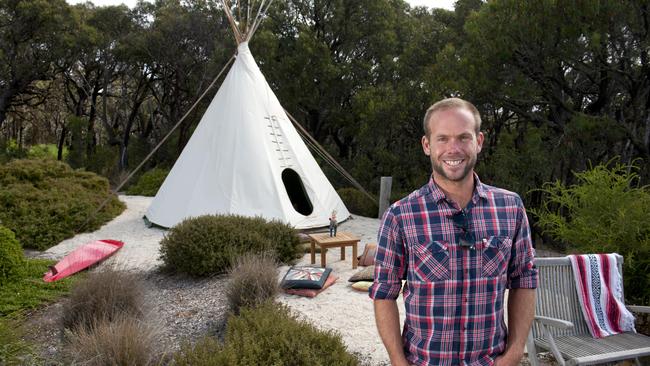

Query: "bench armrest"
<box><xmin>627</xmin><ymin>305</ymin><xmax>650</xmax><ymax>314</ymax></box>
<box><xmin>534</xmin><ymin>315</ymin><xmax>574</xmax><ymax>330</ymax></box>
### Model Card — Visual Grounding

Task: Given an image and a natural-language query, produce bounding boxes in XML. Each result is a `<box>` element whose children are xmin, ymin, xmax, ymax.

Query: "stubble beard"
<box><xmin>431</xmin><ymin>155</ymin><xmax>477</xmax><ymax>183</ymax></box>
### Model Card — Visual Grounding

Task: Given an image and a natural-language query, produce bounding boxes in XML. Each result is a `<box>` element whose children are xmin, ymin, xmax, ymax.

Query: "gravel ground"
<box><xmin>23</xmin><ymin>195</ymin><xmax>563</xmax><ymax>365</ymax></box>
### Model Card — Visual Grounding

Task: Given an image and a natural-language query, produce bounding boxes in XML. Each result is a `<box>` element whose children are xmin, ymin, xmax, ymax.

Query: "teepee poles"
<box><xmin>221</xmin><ymin>0</ymin><xmax>272</xmax><ymax>44</ymax></box>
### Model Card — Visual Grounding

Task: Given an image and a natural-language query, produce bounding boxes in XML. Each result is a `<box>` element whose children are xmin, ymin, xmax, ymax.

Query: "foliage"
<box><xmin>0</xmin><ymin>159</ymin><xmax>125</xmax><ymax>250</ymax></box>
<box><xmin>533</xmin><ymin>160</ymin><xmax>650</xmax><ymax>304</ymax></box>
<box><xmin>337</xmin><ymin>188</ymin><xmax>379</xmax><ymax>218</ymax></box>
<box><xmin>172</xmin><ymin>301</ymin><xmax>359</xmax><ymax>366</ymax></box>
<box><xmin>64</xmin><ymin>316</ymin><xmax>161</xmax><ymax>366</ymax></box>
<box><xmin>0</xmin><ymin>226</ymin><xmax>25</xmax><ymax>285</ymax></box>
<box><xmin>160</xmin><ymin>215</ymin><xmax>300</xmax><ymax>276</ymax></box>
<box><xmin>63</xmin><ymin>268</ymin><xmax>145</xmax><ymax>332</ymax></box>
<box><xmin>0</xmin><ymin>259</ymin><xmax>76</xmax><ymax>316</ymax></box>
<box><xmin>126</xmin><ymin>168</ymin><xmax>169</xmax><ymax>196</ymax></box>
<box><xmin>225</xmin><ymin>252</ymin><xmax>278</xmax><ymax>315</ymax></box>
<box><xmin>27</xmin><ymin>144</ymin><xmax>67</xmax><ymax>160</ymax></box>
<box><xmin>0</xmin><ymin>318</ymin><xmax>41</xmax><ymax>366</ymax></box>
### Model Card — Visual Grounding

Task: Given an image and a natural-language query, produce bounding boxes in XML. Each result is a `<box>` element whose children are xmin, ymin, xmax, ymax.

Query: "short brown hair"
<box><xmin>423</xmin><ymin>97</ymin><xmax>482</xmax><ymax>136</ymax></box>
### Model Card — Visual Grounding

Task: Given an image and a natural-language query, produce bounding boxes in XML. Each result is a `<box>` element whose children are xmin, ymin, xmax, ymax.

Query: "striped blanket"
<box><xmin>569</xmin><ymin>253</ymin><xmax>636</xmax><ymax>338</ymax></box>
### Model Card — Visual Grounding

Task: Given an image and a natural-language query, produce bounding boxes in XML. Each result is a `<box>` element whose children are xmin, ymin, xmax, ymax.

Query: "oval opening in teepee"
<box><xmin>281</xmin><ymin>168</ymin><xmax>314</xmax><ymax>216</ymax></box>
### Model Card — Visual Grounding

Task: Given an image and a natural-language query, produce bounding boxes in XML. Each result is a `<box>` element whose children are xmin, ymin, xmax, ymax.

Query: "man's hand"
<box><xmin>493</xmin><ymin>349</ymin><xmax>524</xmax><ymax>366</ymax></box>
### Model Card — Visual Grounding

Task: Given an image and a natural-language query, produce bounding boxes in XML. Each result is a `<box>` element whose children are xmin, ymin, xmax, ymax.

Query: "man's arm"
<box><xmin>495</xmin><ymin>288</ymin><xmax>536</xmax><ymax>366</ymax></box>
<box><xmin>374</xmin><ymin>299</ymin><xmax>409</xmax><ymax>366</ymax></box>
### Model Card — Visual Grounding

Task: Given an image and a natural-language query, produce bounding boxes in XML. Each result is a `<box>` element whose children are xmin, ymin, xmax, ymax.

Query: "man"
<box><xmin>370</xmin><ymin>98</ymin><xmax>537</xmax><ymax>366</ymax></box>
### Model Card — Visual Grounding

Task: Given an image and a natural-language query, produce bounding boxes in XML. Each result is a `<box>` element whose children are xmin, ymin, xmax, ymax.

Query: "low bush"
<box><xmin>62</xmin><ymin>268</ymin><xmax>145</xmax><ymax>332</ymax></box>
<box><xmin>64</xmin><ymin>316</ymin><xmax>161</xmax><ymax>366</ymax></box>
<box><xmin>0</xmin><ymin>226</ymin><xmax>24</xmax><ymax>285</ymax></box>
<box><xmin>226</xmin><ymin>252</ymin><xmax>279</xmax><ymax>315</ymax></box>
<box><xmin>27</xmin><ymin>144</ymin><xmax>66</xmax><ymax>160</ymax></box>
<box><xmin>172</xmin><ymin>301</ymin><xmax>359</xmax><ymax>366</ymax></box>
<box><xmin>337</xmin><ymin>187</ymin><xmax>378</xmax><ymax>218</ymax></box>
<box><xmin>0</xmin><ymin>258</ymin><xmax>75</xmax><ymax>316</ymax></box>
<box><xmin>159</xmin><ymin>215</ymin><xmax>300</xmax><ymax>276</ymax></box>
<box><xmin>0</xmin><ymin>159</ymin><xmax>125</xmax><ymax>250</ymax></box>
<box><xmin>533</xmin><ymin>160</ymin><xmax>650</xmax><ymax>304</ymax></box>
<box><xmin>126</xmin><ymin>168</ymin><xmax>169</xmax><ymax>196</ymax></box>
<box><xmin>0</xmin><ymin>317</ymin><xmax>41</xmax><ymax>365</ymax></box>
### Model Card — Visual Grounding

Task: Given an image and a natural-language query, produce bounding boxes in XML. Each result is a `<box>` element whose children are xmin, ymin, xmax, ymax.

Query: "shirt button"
<box><xmin>464</xmin><ymin>297</ymin><xmax>468</xmax><ymax>303</ymax></box>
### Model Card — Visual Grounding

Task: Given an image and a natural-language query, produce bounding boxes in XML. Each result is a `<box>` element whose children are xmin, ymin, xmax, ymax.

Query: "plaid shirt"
<box><xmin>369</xmin><ymin>175</ymin><xmax>537</xmax><ymax>366</ymax></box>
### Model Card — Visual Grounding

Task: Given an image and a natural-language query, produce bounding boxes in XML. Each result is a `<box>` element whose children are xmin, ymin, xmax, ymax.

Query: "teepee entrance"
<box><xmin>281</xmin><ymin>168</ymin><xmax>313</xmax><ymax>216</ymax></box>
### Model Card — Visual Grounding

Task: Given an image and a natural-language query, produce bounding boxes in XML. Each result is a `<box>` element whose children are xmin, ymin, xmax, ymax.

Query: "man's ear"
<box><xmin>476</xmin><ymin>131</ymin><xmax>484</xmax><ymax>153</ymax></box>
<box><xmin>421</xmin><ymin>135</ymin><xmax>431</xmax><ymax>156</ymax></box>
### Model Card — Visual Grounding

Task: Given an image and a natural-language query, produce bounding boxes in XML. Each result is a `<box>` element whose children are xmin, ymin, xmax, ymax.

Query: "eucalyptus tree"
<box><xmin>0</xmin><ymin>0</ymin><xmax>75</xmax><ymax>130</ymax></box>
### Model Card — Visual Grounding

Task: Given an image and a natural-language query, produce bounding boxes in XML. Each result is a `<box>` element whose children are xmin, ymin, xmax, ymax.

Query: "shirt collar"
<box><xmin>426</xmin><ymin>172</ymin><xmax>489</xmax><ymax>204</ymax></box>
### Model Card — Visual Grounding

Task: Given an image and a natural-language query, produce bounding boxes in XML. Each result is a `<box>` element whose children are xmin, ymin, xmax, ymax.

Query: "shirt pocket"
<box><xmin>411</xmin><ymin>240</ymin><xmax>450</xmax><ymax>282</ymax></box>
<box><xmin>481</xmin><ymin>236</ymin><xmax>512</xmax><ymax>278</ymax></box>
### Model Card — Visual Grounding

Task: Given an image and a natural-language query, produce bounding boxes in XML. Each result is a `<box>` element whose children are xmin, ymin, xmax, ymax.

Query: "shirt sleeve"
<box><xmin>507</xmin><ymin>196</ymin><xmax>538</xmax><ymax>289</ymax></box>
<box><xmin>369</xmin><ymin>206</ymin><xmax>407</xmax><ymax>300</ymax></box>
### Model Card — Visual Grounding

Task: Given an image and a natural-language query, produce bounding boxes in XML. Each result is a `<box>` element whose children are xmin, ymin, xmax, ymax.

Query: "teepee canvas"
<box><xmin>145</xmin><ymin>3</ymin><xmax>350</xmax><ymax>229</ymax></box>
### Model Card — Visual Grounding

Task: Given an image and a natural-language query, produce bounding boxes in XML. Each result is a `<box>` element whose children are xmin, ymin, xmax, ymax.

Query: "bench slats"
<box><xmin>528</xmin><ymin>254</ymin><xmax>650</xmax><ymax>365</ymax></box>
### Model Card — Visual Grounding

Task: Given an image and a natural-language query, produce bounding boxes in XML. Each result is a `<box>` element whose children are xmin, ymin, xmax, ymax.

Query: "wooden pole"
<box><xmin>378</xmin><ymin>176</ymin><xmax>392</xmax><ymax>218</ymax></box>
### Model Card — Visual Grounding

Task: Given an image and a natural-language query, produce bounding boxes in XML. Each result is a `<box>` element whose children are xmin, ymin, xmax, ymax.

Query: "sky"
<box><xmin>66</xmin><ymin>0</ymin><xmax>456</xmax><ymax>11</ymax></box>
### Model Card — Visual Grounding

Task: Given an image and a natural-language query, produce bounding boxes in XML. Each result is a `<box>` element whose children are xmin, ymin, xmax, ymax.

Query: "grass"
<box><xmin>64</xmin><ymin>316</ymin><xmax>162</xmax><ymax>366</ymax></box>
<box><xmin>0</xmin><ymin>317</ymin><xmax>42</xmax><ymax>365</ymax></box>
<box><xmin>62</xmin><ymin>267</ymin><xmax>144</xmax><ymax>332</ymax></box>
<box><xmin>0</xmin><ymin>258</ymin><xmax>77</xmax><ymax>317</ymax></box>
<box><xmin>225</xmin><ymin>252</ymin><xmax>279</xmax><ymax>315</ymax></box>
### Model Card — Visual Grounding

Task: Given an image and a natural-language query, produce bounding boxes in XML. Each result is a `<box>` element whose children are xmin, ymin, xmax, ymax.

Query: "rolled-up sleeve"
<box><xmin>507</xmin><ymin>197</ymin><xmax>538</xmax><ymax>289</ymax></box>
<box><xmin>369</xmin><ymin>207</ymin><xmax>406</xmax><ymax>300</ymax></box>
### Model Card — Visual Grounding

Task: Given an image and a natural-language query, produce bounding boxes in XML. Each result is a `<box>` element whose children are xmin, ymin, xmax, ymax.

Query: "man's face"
<box><xmin>421</xmin><ymin>107</ymin><xmax>484</xmax><ymax>184</ymax></box>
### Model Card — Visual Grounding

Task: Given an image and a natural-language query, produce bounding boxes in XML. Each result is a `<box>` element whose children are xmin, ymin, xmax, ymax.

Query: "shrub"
<box><xmin>159</xmin><ymin>215</ymin><xmax>300</xmax><ymax>276</ymax></box>
<box><xmin>0</xmin><ymin>258</ymin><xmax>76</xmax><ymax>316</ymax></box>
<box><xmin>226</xmin><ymin>252</ymin><xmax>279</xmax><ymax>315</ymax></box>
<box><xmin>27</xmin><ymin>144</ymin><xmax>67</xmax><ymax>160</ymax></box>
<box><xmin>0</xmin><ymin>226</ymin><xmax>24</xmax><ymax>285</ymax></box>
<box><xmin>0</xmin><ymin>159</ymin><xmax>125</xmax><ymax>250</ymax></box>
<box><xmin>0</xmin><ymin>317</ymin><xmax>41</xmax><ymax>365</ymax></box>
<box><xmin>64</xmin><ymin>316</ymin><xmax>161</xmax><ymax>366</ymax></box>
<box><xmin>62</xmin><ymin>268</ymin><xmax>145</xmax><ymax>332</ymax></box>
<box><xmin>126</xmin><ymin>168</ymin><xmax>169</xmax><ymax>196</ymax></box>
<box><xmin>172</xmin><ymin>302</ymin><xmax>359</xmax><ymax>366</ymax></box>
<box><xmin>533</xmin><ymin>160</ymin><xmax>650</xmax><ymax>304</ymax></box>
<box><xmin>337</xmin><ymin>187</ymin><xmax>378</xmax><ymax>218</ymax></box>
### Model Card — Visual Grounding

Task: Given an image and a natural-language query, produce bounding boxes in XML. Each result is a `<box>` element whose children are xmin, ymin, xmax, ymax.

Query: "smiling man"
<box><xmin>370</xmin><ymin>98</ymin><xmax>537</xmax><ymax>366</ymax></box>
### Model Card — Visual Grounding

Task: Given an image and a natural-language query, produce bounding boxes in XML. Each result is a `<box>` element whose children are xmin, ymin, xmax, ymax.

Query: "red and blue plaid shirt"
<box><xmin>369</xmin><ymin>175</ymin><xmax>537</xmax><ymax>366</ymax></box>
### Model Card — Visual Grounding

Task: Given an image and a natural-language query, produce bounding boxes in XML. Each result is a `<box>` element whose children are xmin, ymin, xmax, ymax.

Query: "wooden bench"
<box><xmin>526</xmin><ymin>254</ymin><xmax>650</xmax><ymax>366</ymax></box>
<box><xmin>309</xmin><ymin>232</ymin><xmax>360</xmax><ymax>269</ymax></box>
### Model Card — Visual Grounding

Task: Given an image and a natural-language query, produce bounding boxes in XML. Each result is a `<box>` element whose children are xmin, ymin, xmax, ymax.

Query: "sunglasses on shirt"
<box><xmin>450</xmin><ymin>210</ymin><xmax>476</xmax><ymax>248</ymax></box>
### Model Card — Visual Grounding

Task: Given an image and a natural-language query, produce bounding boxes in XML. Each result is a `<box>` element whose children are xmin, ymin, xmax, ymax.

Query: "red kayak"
<box><xmin>43</xmin><ymin>239</ymin><xmax>124</xmax><ymax>282</ymax></box>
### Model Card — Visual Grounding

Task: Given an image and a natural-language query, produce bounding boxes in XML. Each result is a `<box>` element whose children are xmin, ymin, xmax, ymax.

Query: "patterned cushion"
<box><xmin>348</xmin><ymin>265</ymin><xmax>374</xmax><ymax>282</ymax></box>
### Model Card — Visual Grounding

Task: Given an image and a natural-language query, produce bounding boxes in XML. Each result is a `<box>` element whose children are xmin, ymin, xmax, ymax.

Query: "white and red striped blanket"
<box><xmin>569</xmin><ymin>253</ymin><xmax>636</xmax><ymax>338</ymax></box>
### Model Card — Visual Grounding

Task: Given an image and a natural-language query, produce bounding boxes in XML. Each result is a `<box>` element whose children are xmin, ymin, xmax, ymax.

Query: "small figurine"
<box><xmin>329</xmin><ymin>210</ymin><xmax>338</xmax><ymax>237</ymax></box>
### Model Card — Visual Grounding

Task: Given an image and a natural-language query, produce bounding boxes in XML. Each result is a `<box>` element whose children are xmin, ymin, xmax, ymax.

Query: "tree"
<box><xmin>0</xmin><ymin>0</ymin><xmax>75</xmax><ymax>128</ymax></box>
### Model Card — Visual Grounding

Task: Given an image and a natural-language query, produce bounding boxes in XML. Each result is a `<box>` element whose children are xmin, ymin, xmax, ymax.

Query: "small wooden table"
<box><xmin>309</xmin><ymin>232</ymin><xmax>360</xmax><ymax>269</ymax></box>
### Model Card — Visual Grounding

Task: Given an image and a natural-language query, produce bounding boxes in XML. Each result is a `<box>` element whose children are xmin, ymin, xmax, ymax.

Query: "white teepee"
<box><xmin>145</xmin><ymin>2</ymin><xmax>350</xmax><ymax>229</ymax></box>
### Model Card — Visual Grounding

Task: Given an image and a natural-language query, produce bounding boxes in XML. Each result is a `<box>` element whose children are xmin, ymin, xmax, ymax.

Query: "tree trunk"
<box><xmin>57</xmin><ymin>126</ymin><xmax>67</xmax><ymax>161</ymax></box>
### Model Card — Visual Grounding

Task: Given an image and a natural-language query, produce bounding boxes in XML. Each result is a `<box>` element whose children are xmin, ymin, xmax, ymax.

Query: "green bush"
<box><xmin>159</xmin><ymin>215</ymin><xmax>300</xmax><ymax>276</ymax></box>
<box><xmin>226</xmin><ymin>252</ymin><xmax>279</xmax><ymax>315</ymax></box>
<box><xmin>337</xmin><ymin>187</ymin><xmax>378</xmax><ymax>218</ymax></box>
<box><xmin>0</xmin><ymin>258</ymin><xmax>76</xmax><ymax>316</ymax></box>
<box><xmin>173</xmin><ymin>302</ymin><xmax>359</xmax><ymax>366</ymax></box>
<box><xmin>0</xmin><ymin>226</ymin><xmax>24</xmax><ymax>285</ymax></box>
<box><xmin>0</xmin><ymin>159</ymin><xmax>125</xmax><ymax>250</ymax></box>
<box><xmin>27</xmin><ymin>144</ymin><xmax>67</xmax><ymax>160</ymax></box>
<box><xmin>63</xmin><ymin>268</ymin><xmax>145</xmax><ymax>332</ymax></box>
<box><xmin>533</xmin><ymin>160</ymin><xmax>650</xmax><ymax>304</ymax></box>
<box><xmin>126</xmin><ymin>168</ymin><xmax>169</xmax><ymax>196</ymax></box>
<box><xmin>0</xmin><ymin>317</ymin><xmax>41</xmax><ymax>365</ymax></box>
